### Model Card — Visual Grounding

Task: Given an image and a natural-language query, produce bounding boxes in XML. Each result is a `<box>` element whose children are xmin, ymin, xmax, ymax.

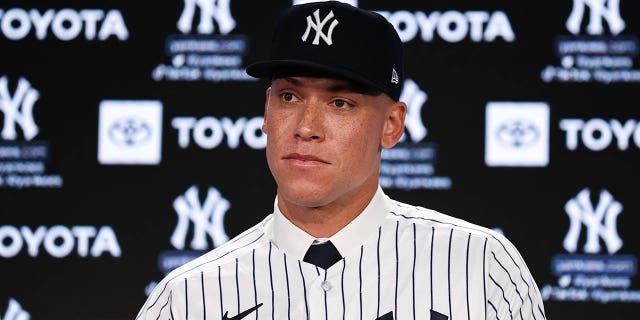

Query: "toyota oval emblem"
<box><xmin>108</xmin><ymin>117</ymin><xmax>152</xmax><ymax>147</ymax></box>
<box><xmin>496</xmin><ymin>119</ymin><xmax>539</xmax><ymax>148</ymax></box>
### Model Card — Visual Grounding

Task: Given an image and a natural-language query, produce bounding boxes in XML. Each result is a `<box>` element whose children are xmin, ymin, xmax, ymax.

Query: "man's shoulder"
<box><xmin>387</xmin><ymin>198</ymin><xmax>508</xmax><ymax>245</ymax></box>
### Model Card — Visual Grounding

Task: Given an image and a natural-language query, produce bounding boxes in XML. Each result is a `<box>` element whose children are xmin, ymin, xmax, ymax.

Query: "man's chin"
<box><xmin>277</xmin><ymin>185</ymin><xmax>335</xmax><ymax>209</ymax></box>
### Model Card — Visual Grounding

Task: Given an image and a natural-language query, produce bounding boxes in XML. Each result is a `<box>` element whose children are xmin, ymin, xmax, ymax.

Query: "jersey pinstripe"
<box><xmin>136</xmin><ymin>198</ymin><xmax>546</xmax><ymax>320</ymax></box>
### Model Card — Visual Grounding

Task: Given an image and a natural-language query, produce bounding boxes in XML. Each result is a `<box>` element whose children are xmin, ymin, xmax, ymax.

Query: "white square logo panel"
<box><xmin>485</xmin><ymin>102</ymin><xmax>550</xmax><ymax>167</ymax></box>
<box><xmin>98</xmin><ymin>100</ymin><xmax>163</xmax><ymax>165</ymax></box>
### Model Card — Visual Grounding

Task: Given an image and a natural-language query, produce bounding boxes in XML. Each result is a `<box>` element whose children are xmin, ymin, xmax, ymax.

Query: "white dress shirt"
<box><xmin>136</xmin><ymin>187</ymin><xmax>546</xmax><ymax>320</ymax></box>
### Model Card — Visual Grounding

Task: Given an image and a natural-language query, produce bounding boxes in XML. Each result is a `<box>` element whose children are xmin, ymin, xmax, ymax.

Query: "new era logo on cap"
<box><xmin>391</xmin><ymin>68</ymin><xmax>399</xmax><ymax>84</ymax></box>
<box><xmin>301</xmin><ymin>9</ymin><xmax>339</xmax><ymax>45</ymax></box>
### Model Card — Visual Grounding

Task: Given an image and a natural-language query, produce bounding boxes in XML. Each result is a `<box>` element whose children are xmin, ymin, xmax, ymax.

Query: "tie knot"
<box><xmin>303</xmin><ymin>240</ymin><xmax>342</xmax><ymax>269</ymax></box>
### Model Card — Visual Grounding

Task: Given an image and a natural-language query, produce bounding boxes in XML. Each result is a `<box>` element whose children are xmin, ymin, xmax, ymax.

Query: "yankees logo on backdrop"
<box><xmin>398</xmin><ymin>79</ymin><xmax>428</xmax><ymax>143</ymax></box>
<box><xmin>177</xmin><ymin>0</ymin><xmax>236</xmax><ymax>34</ymax></box>
<box><xmin>170</xmin><ymin>185</ymin><xmax>230</xmax><ymax>250</ymax></box>
<box><xmin>302</xmin><ymin>9</ymin><xmax>339</xmax><ymax>45</ymax></box>
<box><xmin>1</xmin><ymin>298</ymin><xmax>30</xmax><ymax>320</ymax></box>
<box><xmin>563</xmin><ymin>188</ymin><xmax>623</xmax><ymax>254</ymax></box>
<box><xmin>566</xmin><ymin>0</ymin><xmax>625</xmax><ymax>35</ymax></box>
<box><xmin>0</xmin><ymin>76</ymin><xmax>39</xmax><ymax>141</ymax></box>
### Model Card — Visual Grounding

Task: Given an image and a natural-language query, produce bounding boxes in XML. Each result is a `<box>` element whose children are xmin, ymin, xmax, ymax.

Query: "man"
<box><xmin>136</xmin><ymin>2</ymin><xmax>546</xmax><ymax>319</ymax></box>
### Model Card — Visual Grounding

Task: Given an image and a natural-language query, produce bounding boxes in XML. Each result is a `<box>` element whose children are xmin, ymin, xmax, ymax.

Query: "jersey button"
<box><xmin>321</xmin><ymin>280</ymin><xmax>332</xmax><ymax>291</ymax></box>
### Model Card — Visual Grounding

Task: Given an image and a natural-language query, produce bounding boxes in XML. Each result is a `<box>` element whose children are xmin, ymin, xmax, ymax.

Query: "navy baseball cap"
<box><xmin>246</xmin><ymin>1</ymin><xmax>404</xmax><ymax>101</ymax></box>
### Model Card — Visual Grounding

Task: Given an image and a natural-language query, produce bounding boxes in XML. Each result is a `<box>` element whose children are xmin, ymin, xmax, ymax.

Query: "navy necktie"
<box><xmin>303</xmin><ymin>241</ymin><xmax>342</xmax><ymax>269</ymax></box>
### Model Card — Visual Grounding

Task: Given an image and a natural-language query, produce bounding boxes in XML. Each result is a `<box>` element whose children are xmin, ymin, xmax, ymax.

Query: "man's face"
<box><xmin>263</xmin><ymin>76</ymin><xmax>406</xmax><ymax>209</ymax></box>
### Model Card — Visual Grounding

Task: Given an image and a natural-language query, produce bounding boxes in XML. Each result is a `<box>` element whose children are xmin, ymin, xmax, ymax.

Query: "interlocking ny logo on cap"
<box><xmin>301</xmin><ymin>9</ymin><xmax>339</xmax><ymax>45</ymax></box>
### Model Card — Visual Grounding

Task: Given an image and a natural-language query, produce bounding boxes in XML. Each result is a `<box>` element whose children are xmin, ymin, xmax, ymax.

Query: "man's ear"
<box><xmin>380</xmin><ymin>101</ymin><xmax>407</xmax><ymax>149</ymax></box>
<box><xmin>262</xmin><ymin>87</ymin><xmax>271</xmax><ymax>134</ymax></box>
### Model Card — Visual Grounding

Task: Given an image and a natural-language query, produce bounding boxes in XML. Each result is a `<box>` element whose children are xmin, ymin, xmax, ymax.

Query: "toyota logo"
<box><xmin>496</xmin><ymin>119</ymin><xmax>539</xmax><ymax>148</ymax></box>
<box><xmin>108</xmin><ymin>117</ymin><xmax>152</xmax><ymax>147</ymax></box>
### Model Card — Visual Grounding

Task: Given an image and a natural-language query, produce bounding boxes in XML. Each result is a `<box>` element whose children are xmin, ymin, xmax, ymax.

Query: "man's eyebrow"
<box><xmin>326</xmin><ymin>83</ymin><xmax>357</xmax><ymax>93</ymax></box>
<box><xmin>277</xmin><ymin>76</ymin><xmax>380</xmax><ymax>96</ymax></box>
<box><xmin>328</xmin><ymin>83</ymin><xmax>381</xmax><ymax>96</ymax></box>
<box><xmin>279</xmin><ymin>77</ymin><xmax>355</xmax><ymax>92</ymax></box>
<box><xmin>282</xmin><ymin>77</ymin><xmax>301</xmax><ymax>85</ymax></box>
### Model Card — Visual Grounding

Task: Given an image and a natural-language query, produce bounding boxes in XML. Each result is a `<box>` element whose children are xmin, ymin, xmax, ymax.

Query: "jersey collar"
<box><xmin>267</xmin><ymin>186</ymin><xmax>391</xmax><ymax>261</ymax></box>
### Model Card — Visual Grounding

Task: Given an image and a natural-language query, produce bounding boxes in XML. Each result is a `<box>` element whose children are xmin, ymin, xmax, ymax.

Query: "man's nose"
<box><xmin>295</xmin><ymin>103</ymin><xmax>324</xmax><ymax>141</ymax></box>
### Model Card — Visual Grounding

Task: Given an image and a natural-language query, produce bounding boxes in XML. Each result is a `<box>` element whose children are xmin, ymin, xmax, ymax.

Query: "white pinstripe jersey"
<box><xmin>136</xmin><ymin>189</ymin><xmax>546</xmax><ymax>320</ymax></box>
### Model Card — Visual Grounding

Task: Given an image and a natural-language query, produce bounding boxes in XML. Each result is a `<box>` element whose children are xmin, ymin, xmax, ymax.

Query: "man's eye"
<box><xmin>281</xmin><ymin>93</ymin><xmax>295</xmax><ymax>102</ymax></box>
<box><xmin>333</xmin><ymin>99</ymin><xmax>351</xmax><ymax>108</ymax></box>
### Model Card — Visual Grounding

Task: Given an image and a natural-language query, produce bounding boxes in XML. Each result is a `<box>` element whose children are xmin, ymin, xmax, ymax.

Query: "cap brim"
<box><xmin>246</xmin><ymin>60</ymin><xmax>383</xmax><ymax>94</ymax></box>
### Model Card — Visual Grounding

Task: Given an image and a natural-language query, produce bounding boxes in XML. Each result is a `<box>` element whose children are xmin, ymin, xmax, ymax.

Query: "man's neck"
<box><xmin>276</xmin><ymin>183</ymin><xmax>378</xmax><ymax>238</ymax></box>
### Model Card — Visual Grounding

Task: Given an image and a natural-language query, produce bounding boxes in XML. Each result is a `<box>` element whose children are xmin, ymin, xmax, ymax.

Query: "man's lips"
<box><xmin>283</xmin><ymin>153</ymin><xmax>330</xmax><ymax>164</ymax></box>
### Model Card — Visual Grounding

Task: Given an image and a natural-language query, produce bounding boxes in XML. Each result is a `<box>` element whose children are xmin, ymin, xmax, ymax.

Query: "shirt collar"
<box><xmin>268</xmin><ymin>186</ymin><xmax>391</xmax><ymax>261</ymax></box>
